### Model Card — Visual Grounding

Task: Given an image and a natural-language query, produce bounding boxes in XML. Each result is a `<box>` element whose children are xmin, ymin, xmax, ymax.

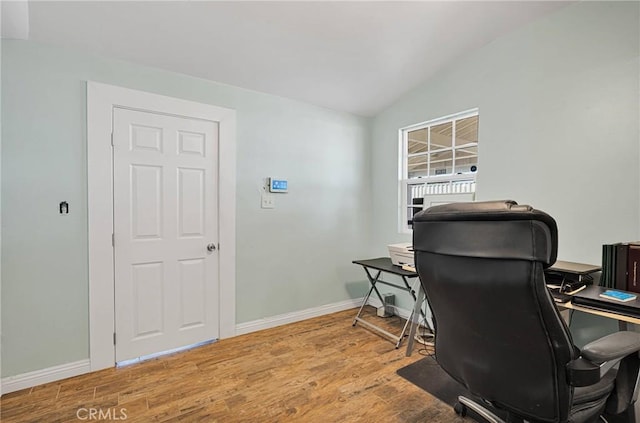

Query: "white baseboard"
<box><xmin>235</xmin><ymin>297</ymin><xmax>365</xmax><ymax>336</ymax></box>
<box><xmin>1</xmin><ymin>359</ymin><xmax>91</xmax><ymax>394</ymax></box>
<box><xmin>234</xmin><ymin>296</ymin><xmax>421</xmax><ymax>336</ymax></box>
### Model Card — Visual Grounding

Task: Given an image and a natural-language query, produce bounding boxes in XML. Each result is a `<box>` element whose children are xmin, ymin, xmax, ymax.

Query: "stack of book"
<box><xmin>601</xmin><ymin>243</ymin><xmax>640</xmax><ymax>292</ymax></box>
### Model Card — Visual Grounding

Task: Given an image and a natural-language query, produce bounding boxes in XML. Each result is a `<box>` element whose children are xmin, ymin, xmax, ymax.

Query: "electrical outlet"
<box><xmin>261</xmin><ymin>193</ymin><xmax>275</xmax><ymax>209</ymax></box>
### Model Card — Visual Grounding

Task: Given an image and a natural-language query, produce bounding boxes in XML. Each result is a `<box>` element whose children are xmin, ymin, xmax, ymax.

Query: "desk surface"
<box><xmin>560</xmin><ymin>285</ymin><xmax>640</xmax><ymax>325</ymax></box>
<box><xmin>561</xmin><ymin>301</ymin><xmax>640</xmax><ymax>325</ymax></box>
<box><xmin>572</xmin><ymin>284</ymin><xmax>640</xmax><ymax>312</ymax></box>
<box><xmin>352</xmin><ymin>257</ymin><xmax>419</xmax><ymax>277</ymax></box>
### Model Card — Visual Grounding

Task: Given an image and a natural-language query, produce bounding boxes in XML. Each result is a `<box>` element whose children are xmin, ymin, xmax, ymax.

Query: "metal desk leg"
<box><xmin>352</xmin><ymin>261</ymin><xmax>424</xmax><ymax>348</ymax></box>
<box><xmin>387</xmin><ymin>275</ymin><xmax>428</xmax><ymax>349</ymax></box>
<box><xmin>403</xmin><ymin>275</ymin><xmax>427</xmax><ymax>323</ymax></box>
<box><xmin>383</xmin><ymin>276</ymin><xmax>427</xmax><ymax>349</ymax></box>
<box><xmin>406</xmin><ymin>285</ymin><xmax>426</xmax><ymax>356</ymax></box>
<box><xmin>352</xmin><ymin>270</ymin><xmax>382</xmax><ymax>326</ymax></box>
<box><xmin>364</xmin><ymin>267</ymin><xmax>386</xmax><ymax>305</ymax></box>
<box><xmin>394</xmin><ymin>279</ymin><xmax>423</xmax><ymax>349</ymax></box>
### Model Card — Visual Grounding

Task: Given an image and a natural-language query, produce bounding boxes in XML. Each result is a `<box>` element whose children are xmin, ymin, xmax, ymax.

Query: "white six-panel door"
<box><xmin>113</xmin><ymin>107</ymin><xmax>219</xmax><ymax>362</ymax></box>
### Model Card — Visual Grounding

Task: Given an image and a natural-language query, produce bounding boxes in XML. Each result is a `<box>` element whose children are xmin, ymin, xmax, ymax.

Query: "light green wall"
<box><xmin>2</xmin><ymin>0</ymin><xmax>639</xmax><ymax>380</ymax></box>
<box><xmin>370</xmin><ymin>1</ymin><xmax>639</xmax><ymax>311</ymax></box>
<box><xmin>0</xmin><ymin>33</ymin><xmax>3</xmax><ymax>387</ymax></box>
<box><xmin>371</xmin><ymin>1</ymin><xmax>640</xmax><ymax>260</ymax></box>
<box><xmin>1</xmin><ymin>40</ymin><xmax>372</xmax><ymax>377</ymax></box>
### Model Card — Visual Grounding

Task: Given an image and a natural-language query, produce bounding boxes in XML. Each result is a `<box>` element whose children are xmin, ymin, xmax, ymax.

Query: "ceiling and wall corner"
<box><xmin>0</xmin><ymin>0</ymin><xmax>29</xmax><ymax>40</ymax></box>
<box><xmin>7</xmin><ymin>1</ymin><xmax>570</xmax><ymax>117</ymax></box>
<box><xmin>369</xmin><ymin>1</ymin><xmax>640</xmax><ymax>283</ymax></box>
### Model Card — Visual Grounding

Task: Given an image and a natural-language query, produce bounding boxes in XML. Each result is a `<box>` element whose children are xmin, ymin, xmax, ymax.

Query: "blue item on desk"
<box><xmin>600</xmin><ymin>290</ymin><xmax>637</xmax><ymax>302</ymax></box>
<box><xmin>572</xmin><ymin>286</ymin><xmax>640</xmax><ymax>318</ymax></box>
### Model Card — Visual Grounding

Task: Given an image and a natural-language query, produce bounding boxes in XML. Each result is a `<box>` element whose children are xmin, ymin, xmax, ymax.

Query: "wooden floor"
<box><xmin>1</xmin><ymin>307</ymin><xmax>465</xmax><ymax>422</ymax></box>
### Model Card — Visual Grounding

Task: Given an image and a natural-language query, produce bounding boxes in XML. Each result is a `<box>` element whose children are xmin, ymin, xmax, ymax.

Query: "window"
<box><xmin>399</xmin><ymin>109</ymin><xmax>479</xmax><ymax>232</ymax></box>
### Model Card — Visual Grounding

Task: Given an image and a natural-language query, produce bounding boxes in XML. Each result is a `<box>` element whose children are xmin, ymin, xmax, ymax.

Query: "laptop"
<box><xmin>571</xmin><ymin>285</ymin><xmax>640</xmax><ymax>318</ymax></box>
<box><xmin>549</xmin><ymin>260</ymin><xmax>601</xmax><ymax>275</ymax></box>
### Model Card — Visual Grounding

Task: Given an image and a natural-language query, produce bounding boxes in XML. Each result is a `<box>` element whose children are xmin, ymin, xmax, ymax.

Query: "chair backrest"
<box><xmin>412</xmin><ymin>200</ymin><xmax>575</xmax><ymax>423</ymax></box>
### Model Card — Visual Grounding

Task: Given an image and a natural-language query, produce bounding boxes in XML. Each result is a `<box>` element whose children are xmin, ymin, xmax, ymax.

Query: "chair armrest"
<box><xmin>567</xmin><ymin>357</ymin><xmax>601</xmax><ymax>387</ymax></box>
<box><xmin>581</xmin><ymin>332</ymin><xmax>640</xmax><ymax>364</ymax></box>
<box><xmin>567</xmin><ymin>332</ymin><xmax>640</xmax><ymax>387</ymax></box>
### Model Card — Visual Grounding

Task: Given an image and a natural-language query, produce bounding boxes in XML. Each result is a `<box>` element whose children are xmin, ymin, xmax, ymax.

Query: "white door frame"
<box><xmin>87</xmin><ymin>82</ymin><xmax>236</xmax><ymax>371</ymax></box>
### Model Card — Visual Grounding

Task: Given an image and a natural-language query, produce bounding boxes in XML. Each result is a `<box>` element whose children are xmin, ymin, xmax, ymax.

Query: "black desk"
<box><xmin>352</xmin><ymin>258</ymin><xmax>425</xmax><ymax>348</ymax></box>
<box><xmin>565</xmin><ymin>285</ymin><xmax>640</xmax><ymax>328</ymax></box>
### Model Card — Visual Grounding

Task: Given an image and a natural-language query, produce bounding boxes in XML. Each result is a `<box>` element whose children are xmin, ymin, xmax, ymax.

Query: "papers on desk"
<box><xmin>388</xmin><ymin>243</ymin><xmax>414</xmax><ymax>267</ymax></box>
<box><xmin>401</xmin><ymin>263</ymin><xmax>416</xmax><ymax>273</ymax></box>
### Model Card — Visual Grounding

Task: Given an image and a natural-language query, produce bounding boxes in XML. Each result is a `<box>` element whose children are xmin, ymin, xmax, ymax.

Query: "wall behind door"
<box><xmin>1</xmin><ymin>40</ymin><xmax>371</xmax><ymax>377</ymax></box>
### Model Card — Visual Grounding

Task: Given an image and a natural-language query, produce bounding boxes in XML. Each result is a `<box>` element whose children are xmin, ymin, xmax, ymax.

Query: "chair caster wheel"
<box><xmin>454</xmin><ymin>402</ymin><xmax>467</xmax><ymax>417</ymax></box>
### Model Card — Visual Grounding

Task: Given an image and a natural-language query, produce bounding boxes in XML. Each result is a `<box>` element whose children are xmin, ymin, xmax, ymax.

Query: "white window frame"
<box><xmin>398</xmin><ymin>108</ymin><xmax>479</xmax><ymax>233</ymax></box>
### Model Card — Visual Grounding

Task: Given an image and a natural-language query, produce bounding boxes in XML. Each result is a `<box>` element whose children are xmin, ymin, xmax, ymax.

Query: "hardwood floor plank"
<box><xmin>1</xmin><ymin>307</ymin><xmax>463</xmax><ymax>422</ymax></box>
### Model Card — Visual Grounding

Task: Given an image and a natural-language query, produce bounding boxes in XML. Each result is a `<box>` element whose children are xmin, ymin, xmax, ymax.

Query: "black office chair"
<box><xmin>412</xmin><ymin>200</ymin><xmax>640</xmax><ymax>423</ymax></box>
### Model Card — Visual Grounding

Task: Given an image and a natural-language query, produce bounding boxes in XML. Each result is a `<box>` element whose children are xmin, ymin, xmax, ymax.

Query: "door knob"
<box><xmin>207</xmin><ymin>243</ymin><xmax>216</xmax><ymax>252</ymax></box>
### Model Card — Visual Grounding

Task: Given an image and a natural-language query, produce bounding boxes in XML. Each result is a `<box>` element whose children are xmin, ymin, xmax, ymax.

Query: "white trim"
<box><xmin>1</xmin><ymin>360</ymin><xmax>91</xmax><ymax>394</ymax></box>
<box><xmin>405</xmin><ymin>172</ymin><xmax>477</xmax><ymax>185</ymax></box>
<box><xmin>235</xmin><ymin>298</ymin><xmax>363</xmax><ymax>336</ymax></box>
<box><xmin>87</xmin><ymin>82</ymin><xmax>236</xmax><ymax>372</ymax></box>
<box><xmin>398</xmin><ymin>108</ymin><xmax>479</xmax><ymax>233</ymax></box>
<box><xmin>234</xmin><ymin>297</ymin><xmax>421</xmax><ymax>337</ymax></box>
<box><xmin>400</xmin><ymin>108</ymin><xmax>479</xmax><ymax>132</ymax></box>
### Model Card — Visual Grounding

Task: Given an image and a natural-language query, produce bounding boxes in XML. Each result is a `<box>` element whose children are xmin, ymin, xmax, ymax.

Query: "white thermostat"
<box><xmin>269</xmin><ymin>178</ymin><xmax>288</xmax><ymax>193</ymax></box>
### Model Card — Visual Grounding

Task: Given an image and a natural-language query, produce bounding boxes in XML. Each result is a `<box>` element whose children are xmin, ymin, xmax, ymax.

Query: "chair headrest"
<box><xmin>412</xmin><ymin>200</ymin><xmax>558</xmax><ymax>267</ymax></box>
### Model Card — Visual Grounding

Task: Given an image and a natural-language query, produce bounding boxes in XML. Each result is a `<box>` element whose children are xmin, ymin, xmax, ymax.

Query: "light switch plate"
<box><xmin>261</xmin><ymin>193</ymin><xmax>275</xmax><ymax>209</ymax></box>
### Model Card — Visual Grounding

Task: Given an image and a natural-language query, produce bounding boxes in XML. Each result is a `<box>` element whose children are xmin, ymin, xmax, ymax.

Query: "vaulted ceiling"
<box><xmin>2</xmin><ymin>1</ymin><xmax>571</xmax><ymax>117</ymax></box>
